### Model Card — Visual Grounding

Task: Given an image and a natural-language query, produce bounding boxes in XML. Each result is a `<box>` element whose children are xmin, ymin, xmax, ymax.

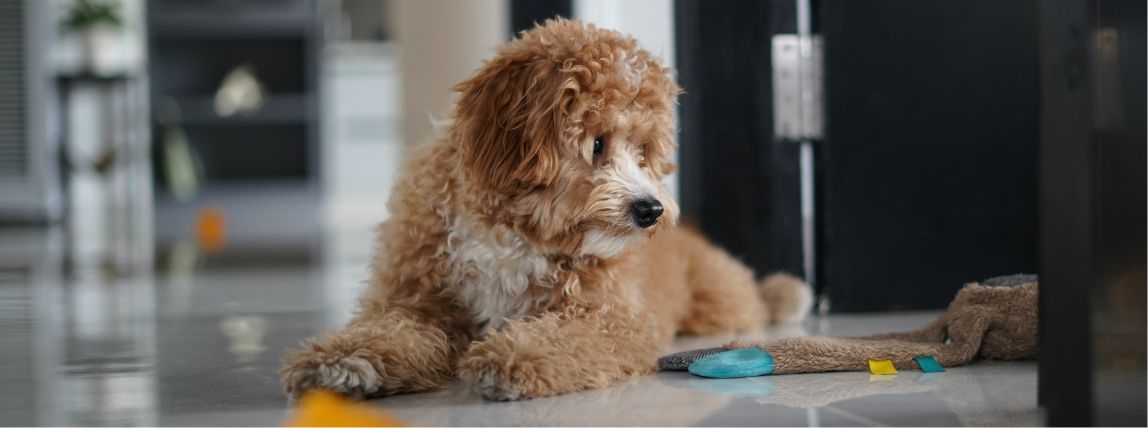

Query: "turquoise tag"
<box><xmin>914</xmin><ymin>355</ymin><xmax>945</xmax><ymax>373</ymax></box>
<box><xmin>688</xmin><ymin>348</ymin><xmax>775</xmax><ymax>378</ymax></box>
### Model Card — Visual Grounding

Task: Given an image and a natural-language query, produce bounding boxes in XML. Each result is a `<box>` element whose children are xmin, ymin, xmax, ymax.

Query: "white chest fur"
<box><xmin>446</xmin><ymin>220</ymin><xmax>554</xmax><ymax>333</ymax></box>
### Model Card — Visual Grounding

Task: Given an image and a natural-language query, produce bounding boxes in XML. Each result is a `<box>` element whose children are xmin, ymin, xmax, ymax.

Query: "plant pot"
<box><xmin>79</xmin><ymin>25</ymin><xmax>118</xmax><ymax>74</ymax></box>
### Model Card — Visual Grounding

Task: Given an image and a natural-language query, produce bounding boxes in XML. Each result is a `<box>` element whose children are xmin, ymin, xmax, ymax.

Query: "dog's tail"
<box><xmin>760</xmin><ymin>272</ymin><xmax>814</xmax><ymax>324</ymax></box>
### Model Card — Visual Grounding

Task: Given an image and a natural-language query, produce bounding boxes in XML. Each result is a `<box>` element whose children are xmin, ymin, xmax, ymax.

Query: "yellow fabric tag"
<box><xmin>868</xmin><ymin>358</ymin><xmax>898</xmax><ymax>375</ymax></box>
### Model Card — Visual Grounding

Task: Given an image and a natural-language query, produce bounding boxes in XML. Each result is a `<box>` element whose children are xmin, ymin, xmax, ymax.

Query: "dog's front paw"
<box><xmin>280</xmin><ymin>343</ymin><xmax>384</xmax><ymax>401</ymax></box>
<box><xmin>458</xmin><ymin>340</ymin><xmax>557</xmax><ymax>401</ymax></box>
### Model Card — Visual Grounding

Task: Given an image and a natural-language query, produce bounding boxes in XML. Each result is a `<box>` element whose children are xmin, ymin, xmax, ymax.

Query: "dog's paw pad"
<box><xmin>283</xmin><ymin>353</ymin><xmax>383</xmax><ymax>399</ymax></box>
<box><xmin>459</xmin><ymin>357</ymin><xmax>542</xmax><ymax>401</ymax></box>
<box><xmin>475</xmin><ymin>366</ymin><xmax>524</xmax><ymax>401</ymax></box>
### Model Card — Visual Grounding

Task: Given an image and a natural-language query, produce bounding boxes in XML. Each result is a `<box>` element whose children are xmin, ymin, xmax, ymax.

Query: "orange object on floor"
<box><xmin>196</xmin><ymin>205</ymin><xmax>228</xmax><ymax>252</ymax></box>
<box><xmin>284</xmin><ymin>390</ymin><xmax>404</xmax><ymax>427</ymax></box>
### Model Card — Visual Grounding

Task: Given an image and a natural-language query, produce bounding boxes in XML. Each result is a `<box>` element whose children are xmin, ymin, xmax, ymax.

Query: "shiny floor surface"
<box><xmin>0</xmin><ymin>228</ymin><xmax>1039</xmax><ymax>426</ymax></box>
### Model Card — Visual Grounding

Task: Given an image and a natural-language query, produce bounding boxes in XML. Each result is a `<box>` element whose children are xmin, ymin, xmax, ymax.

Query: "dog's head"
<box><xmin>451</xmin><ymin>19</ymin><xmax>681</xmax><ymax>258</ymax></box>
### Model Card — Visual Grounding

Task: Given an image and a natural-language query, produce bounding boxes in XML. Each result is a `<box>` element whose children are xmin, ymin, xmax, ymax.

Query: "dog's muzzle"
<box><xmin>630</xmin><ymin>198</ymin><xmax>664</xmax><ymax>228</ymax></box>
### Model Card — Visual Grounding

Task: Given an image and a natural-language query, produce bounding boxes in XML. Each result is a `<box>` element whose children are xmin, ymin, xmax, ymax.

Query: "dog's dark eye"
<box><xmin>592</xmin><ymin>137</ymin><xmax>605</xmax><ymax>157</ymax></box>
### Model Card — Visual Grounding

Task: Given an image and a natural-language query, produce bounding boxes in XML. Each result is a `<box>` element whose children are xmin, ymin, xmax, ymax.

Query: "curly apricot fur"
<box><xmin>280</xmin><ymin>19</ymin><xmax>811</xmax><ymax>401</ymax></box>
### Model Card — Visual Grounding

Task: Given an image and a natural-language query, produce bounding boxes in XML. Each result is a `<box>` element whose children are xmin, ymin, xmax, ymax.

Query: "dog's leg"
<box><xmin>280</xmin><ymin>306</ymin><xmax>468</xmax><ymax>400</ymax></box>
<box><xmin>678</xmin><ymin>240</ymin><xmax>769</xmax><ymax>334</ymax></box>
<box><xmin>457</xmin><ymin>306</ymin><xmax>661</xmax><ymax>400</ymax></box>
<box><xmin>676</xmin><ymin>230</ymin><xmax>812</xmax><ymax>331</ymax></box>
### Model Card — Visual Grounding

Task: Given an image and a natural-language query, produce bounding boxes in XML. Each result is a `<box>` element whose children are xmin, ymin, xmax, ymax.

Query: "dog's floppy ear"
<box><xmin>451</xmin><ymin>50</ymin><xmax>576</xmax><ymax>194</ymax></box>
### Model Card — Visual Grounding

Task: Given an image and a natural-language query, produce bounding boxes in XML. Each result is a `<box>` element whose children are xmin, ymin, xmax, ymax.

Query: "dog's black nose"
<box><xmin>630</xmin><ymin>198</ymin><xmax>664</xmax><ymax>228</ymax></box>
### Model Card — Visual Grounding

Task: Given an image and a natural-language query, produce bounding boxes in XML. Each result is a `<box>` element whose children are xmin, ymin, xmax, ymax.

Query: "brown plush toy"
<box><xmin>660</xmin><ymin>274</ymin><xmax>1038</xmax><ymax>377</ymax></box>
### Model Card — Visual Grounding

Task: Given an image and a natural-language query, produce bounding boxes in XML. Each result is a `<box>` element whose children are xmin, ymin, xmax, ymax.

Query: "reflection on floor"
<box><xmin>0</xmin><ymin>227</ymin><xmax>1039</xmax><ymax>426</ymax></box>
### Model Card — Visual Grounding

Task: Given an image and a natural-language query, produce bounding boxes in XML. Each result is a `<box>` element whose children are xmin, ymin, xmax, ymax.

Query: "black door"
<box><xmin>1037</xmin><ymin>0</ymin><xmax>1146</xmax><ymax>425</ymax></box>
<box><xmin>676</xmin><ymin>1</ymin><xmax>1144</xmax><ymax>423</ymax></box>
<box><xmin>676</xmin><ymin>0</ymin><xmax>1040</xmax><ymax>312</ymax></box>
<box><xmin>675</xmin><ymin>1</ymin><xmax>805</xmax><ymax>281</ymax></box>
<box><xmin>816</xmin><ymin>0</ymin><xmax>1039</xmax><ymax>311</ymax></box>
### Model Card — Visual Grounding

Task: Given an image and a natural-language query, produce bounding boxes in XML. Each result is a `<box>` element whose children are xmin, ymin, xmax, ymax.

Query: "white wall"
<box><xmin>321</xmin><ymin>44</ymin><xmax>403</xmax><ymax>226</ymax></box>
<box><xmin>322</xmin><ymin>0</ymin><xmax>509</xmax><ymax>226</ymax></box>
<box><xmin>394</xmin><ymin>0</ymin><xmax>510</xmax><ymax>148</ymax></box>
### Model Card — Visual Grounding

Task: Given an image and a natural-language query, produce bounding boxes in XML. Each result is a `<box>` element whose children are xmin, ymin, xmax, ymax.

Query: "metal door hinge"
<box><xmin>772</xmin><ymin>34</ymin><xmax>823</xmax><ymax>141</ymax></box>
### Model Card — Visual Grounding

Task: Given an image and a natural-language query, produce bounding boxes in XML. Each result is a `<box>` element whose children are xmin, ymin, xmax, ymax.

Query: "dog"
<box><xmin>280</xmin><ymin>19</ymin><xmax>812</xmax><ymax>401</ymax></box>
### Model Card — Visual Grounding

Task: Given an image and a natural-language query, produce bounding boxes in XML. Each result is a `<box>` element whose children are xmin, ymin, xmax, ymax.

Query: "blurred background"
<box><xmin>0</xmin><ymin>0</ymin><xmax>1143</xmax><ymax>426</ymax></box>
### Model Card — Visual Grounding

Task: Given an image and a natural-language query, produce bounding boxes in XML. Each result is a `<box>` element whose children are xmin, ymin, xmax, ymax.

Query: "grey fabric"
<box><xmin>980</xmin><ymin>274</ymin><xmax>1037</xmax><ymax>287</ymax></box>
<box><xmin>658</xmin><ymin>347</ymin><xmax>727</xmax><ymax>371</ymax></box>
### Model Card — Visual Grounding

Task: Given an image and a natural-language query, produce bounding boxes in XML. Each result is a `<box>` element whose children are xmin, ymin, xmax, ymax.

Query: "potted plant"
<box><xmin>61</xmin><ymin>0</ymin><xmax>123</xmax><ymax>74</ymax></box>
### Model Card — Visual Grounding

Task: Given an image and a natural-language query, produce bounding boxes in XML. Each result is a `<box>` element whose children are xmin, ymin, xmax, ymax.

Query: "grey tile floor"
<box><xmin>0</xmin><ymin>227</ymin><xmax>1040</xmax><ymax>426</ymax></box>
